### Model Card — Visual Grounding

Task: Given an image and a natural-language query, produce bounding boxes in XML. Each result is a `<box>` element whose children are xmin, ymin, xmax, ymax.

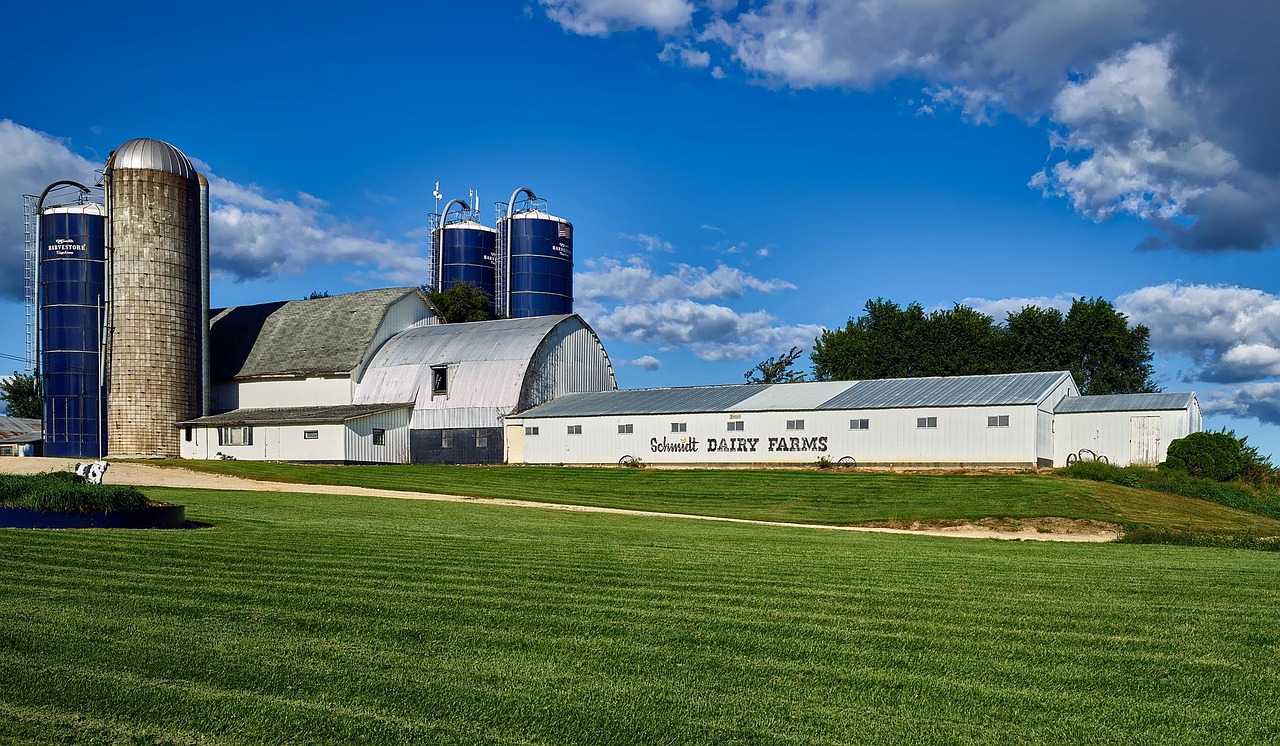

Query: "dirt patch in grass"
<box><xmin>860</xmin><ymin>516</ymin><xmax>1123</xmax><ymax>538</ymax></box>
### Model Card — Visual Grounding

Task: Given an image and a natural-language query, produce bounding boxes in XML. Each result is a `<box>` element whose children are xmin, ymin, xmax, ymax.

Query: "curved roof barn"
<box><xmin>355</xmin><ymin>314</ymin><xmax>616</xmax><ymax>429</ymax></box>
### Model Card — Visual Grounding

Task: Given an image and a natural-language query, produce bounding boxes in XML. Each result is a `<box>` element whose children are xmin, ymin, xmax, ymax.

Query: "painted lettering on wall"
<box><xmin>651</xmin><ymin>436</ymin><xmax>699</xmax><ymax>453</ymax></box>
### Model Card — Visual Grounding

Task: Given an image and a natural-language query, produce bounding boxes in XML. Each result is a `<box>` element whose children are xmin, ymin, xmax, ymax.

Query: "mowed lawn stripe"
<box><xmin>1</xmin><ymin>488</ymin><xmax>1277</xmax><ymax>744</ymax></box>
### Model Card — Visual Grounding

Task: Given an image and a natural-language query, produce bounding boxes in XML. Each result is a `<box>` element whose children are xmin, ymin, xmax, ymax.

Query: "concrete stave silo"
<box><xmin>104</xmin><ymin>138</ymin><xmax>207</xmax><ymax>458</ymax></box>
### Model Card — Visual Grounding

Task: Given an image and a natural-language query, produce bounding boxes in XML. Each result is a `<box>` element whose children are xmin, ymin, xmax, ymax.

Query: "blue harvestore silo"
<box><xmin>39</xmin><ymin>199</ymin><xmax>107</xmax><ymax>458</ymax></box>
<box><xmin>440</xmin><ymin>221</ymin><xmax>498</xmax><ymax>306</ymax></box>
<box><xmin>506</xmin><ymin>210</ymin><xmax>573</xmax><ymax>318</ymax></box>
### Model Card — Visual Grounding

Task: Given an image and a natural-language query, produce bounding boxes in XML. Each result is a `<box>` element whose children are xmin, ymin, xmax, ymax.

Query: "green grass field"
<box><xmin>2</xmin><ymin>487</ymin><xmax>1278</xmax><ymax>744</ymax></box>
<box><xmin>156</xmin><ymin>460</ymin><xmax>1280</xmax><ymax>535</ymax></box>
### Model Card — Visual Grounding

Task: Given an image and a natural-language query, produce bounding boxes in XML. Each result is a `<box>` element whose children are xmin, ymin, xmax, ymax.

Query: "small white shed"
<box><xmin>1053</xmin><ymin>393</ymin><xmax>1202</xmax><ymax>466</ymax></box>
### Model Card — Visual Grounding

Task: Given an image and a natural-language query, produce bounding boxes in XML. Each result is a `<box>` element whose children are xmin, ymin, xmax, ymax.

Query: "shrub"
<box><xmin>1117</xmin><ymin>527</ymin><xmax>1280</xmax><ymax>552</ymax></box>
<box><xmin>1161</xmin><ymin>431</ymin><xmax>1249</xmax><ymax>482</ymax></box>
<box><xmin>0</xmin><ymin>472</ymin><xmax>150</xmax><ymax>514</ymax></box>
<box><xmin>815</xmin><ymin>456</ymin><xmax>833</xmax><ymax>470</ymax></box>
<box><xmin>1059</xmin><ymin>460</ymin><xmax>1280</xmax><ymax>520</ymax></box>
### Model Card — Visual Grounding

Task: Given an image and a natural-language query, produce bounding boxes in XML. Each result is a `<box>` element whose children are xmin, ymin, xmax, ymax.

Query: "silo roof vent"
<box><xmin>106</xmin><ymin>138</ymin><xmax>196</xmax><ymax>179</ymax></box>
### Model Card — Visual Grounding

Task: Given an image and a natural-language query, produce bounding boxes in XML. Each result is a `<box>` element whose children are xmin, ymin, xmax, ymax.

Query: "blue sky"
<box><xmin>3</xmin><ymin>1</ymin><xmax>1280</xmax><ymax>457</ymax></box>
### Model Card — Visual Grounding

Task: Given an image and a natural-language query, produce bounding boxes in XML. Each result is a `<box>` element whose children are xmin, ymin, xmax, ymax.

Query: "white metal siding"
<box><xmin>1053</xmin><ymin>406</ymin><xmax>1195</xmax><ymax>466</ymax></box>
<box><xmin>216</xmin><ymin>376</ymin><xmax>353</xmax><ymax>410</ymax></box>
<box><xmin>513</xmin><ymin>405</ymin><xmax>1041</xmax><ymax>466</ymax></box>
<box><xmin>519</xmin><ymin>324</ymin><xmax>618</xmax><ymax>410</ymax></box>
<box><xmin>345</xmin><ymin>408</ymin><xmax>411</xmax><ymax>464</ymax></box>
<box><xmin>182</xmin><ymin>424</ymin><xmax>346</xmax><ymax>461</ymax></box>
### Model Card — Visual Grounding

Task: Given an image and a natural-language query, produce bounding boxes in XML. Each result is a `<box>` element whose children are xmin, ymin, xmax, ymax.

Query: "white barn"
<box><xmin>1054</xmin><ymin>392</ymin><xmax>1202</xmax><ymax>466</ymax></box>
<box><xmin>180</xmin><ymin>288</ymin><xmax>616</xmax><ymax>464</ymax></box>
<box><xmin>508</xmin><ymin>371</ymin><xmax>1201</xmax><ymax>468</ymax></box>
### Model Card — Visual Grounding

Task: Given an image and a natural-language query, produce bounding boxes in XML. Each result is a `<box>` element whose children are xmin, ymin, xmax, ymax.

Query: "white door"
<box><xmin>505</xmin><ymin>424</ymin><xmax>525</xmax><ymax>464</ymax></box>
<box><xmin>1130</xmin><ymin>416</ymin><xmax>1161</xmax><ymax>466</ymax></box>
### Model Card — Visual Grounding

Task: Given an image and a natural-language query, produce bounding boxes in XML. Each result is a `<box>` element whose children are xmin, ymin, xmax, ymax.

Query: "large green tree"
<box><xmin>811</xmin><ymin>297</ymin><xmax>1157</xmax><ymax>395</ymax></box>
<box><xmin>426</xmin><ymin>282</ymin><xmax>497</xmax><ymax>323</ymax></box>
<box><xmin>0</xmin><ymin>372</ymin><xmax>41</xmax><ymax>419</ymax></box>
<box><xmin>745</xmin><ymin>347</ymin><xmax>806</xmax><ymax>384</ymax></box>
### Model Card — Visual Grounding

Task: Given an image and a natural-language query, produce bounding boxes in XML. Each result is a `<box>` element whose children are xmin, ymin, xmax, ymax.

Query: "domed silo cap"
<box><xmin>106</xmin><ymin>138</ymin><xmax>196</xmax><ymax>179</ymax></box>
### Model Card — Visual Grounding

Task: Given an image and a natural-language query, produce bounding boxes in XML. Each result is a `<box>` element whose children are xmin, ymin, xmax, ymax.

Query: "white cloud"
<box><xmin>576</xmin><ymin>256</ymin><xmax>794</xmax><ymax>302</ymax></box>
<box><xmin>592</xmin><ymin>298</ymin><xmax>822</xmax><ymax>362</ymax></box>
<box><xmin>755</xmin><ymin>247</ymin><xmax>770</xmax><ymax>258</ymax></box>
<box><xmin>1202</xmin><ymin>383</ymin><xmax>1280</xmax><ymax>427</ymax></box>
<box><xmin>659</xmin><ymin>42</ymin><xmax>711</xmax><ymax>68</ymax></box>
<box><xmin>540</xmin><ymin>0</ymin><xmax>693</xmax><ymax>36</ymax></box>
<box><xmin>957</xmin><ymin>293</ymin><xmax>1079</xmax><ymax>321</ymax></box>
<box><xmin>619</xmin><ymin>231</ymin><xmax>675</xmax><ymax>252</ymax></box>
<box><xmin>0</xmin><ymin>121</ymin><xmax>100</xmax><ymax>300</ymax></box>
<box><xmin>631</xmin><ymin>355</ymin><xmax>661</xmax><ymax>370</ymax></box>
<box><xmin>542</xmin><ymin>1</ymin><xmax>1280</xmax><ymax>253</ymax></box>
<box><xmin>700</xmin><ymin>223</ymin><xmax>725</xmax><ymax>233</ymax></box>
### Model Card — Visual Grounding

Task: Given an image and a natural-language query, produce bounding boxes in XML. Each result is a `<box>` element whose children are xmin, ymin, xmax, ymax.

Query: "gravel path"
<box><xmin>1</xmin><ymin>457</ymin><xmax>1120</xmax><ymax>542</ymax></box>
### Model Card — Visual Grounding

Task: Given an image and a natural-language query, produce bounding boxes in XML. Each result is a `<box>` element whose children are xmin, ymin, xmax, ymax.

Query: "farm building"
<box><xmin>179</xmin><ymin>288</ymin><xmax>616</xmax><ymax>464</ymax></box>
<box><xmin>0</xmin><ymin>417</ymin><xmax>42</xmax><ymax>457</ymax></box>
<box><xmin>507</xmin><ymin>372</ymin><xmax>1200</xmax><ymax>468</ymax></box>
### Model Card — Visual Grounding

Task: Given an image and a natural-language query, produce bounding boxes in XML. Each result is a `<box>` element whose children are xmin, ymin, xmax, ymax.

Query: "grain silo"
<box><xmin>103</xmin><ymin>138</ymin><xmax>209</xmax><ymax>458</ymax></box>
<box><xmin>495</xmin><ymin>187</ymin><xmax>573</xmax><ymax>318</ymax></box>
<box><xmin>37</xmin><ymin>184</ymin><xmax>107</xmax><ymax>458</ymax></box>
<box><xmin>429</xmin><ymin>197</ymin><xmax>497</xmax><ymax>313</ymax></box>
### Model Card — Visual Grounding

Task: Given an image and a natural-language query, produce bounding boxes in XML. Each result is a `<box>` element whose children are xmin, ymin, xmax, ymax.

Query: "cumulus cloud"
<box><xmin>0</xmin><ymin>121</ymin><xmax>100</xmax><ymax>300</ymax></box>
<box><xmin>539</xmin><ymin>0</ymin><xmax>693</xmax><ymax>36</ymax></box>
<box><xmin>957</xmin><ymin>293</ymin><xmax>1079</xmax><ymax>321</ymax></box>
<box><xmin>576</xmin><ymin>256</ymin><xmax>794</xmax><ymax>303</ymax></box>
<box><xmin>593</xmin><ymin>299</ymin><xmax>822</xmax><ymax>362</ymax></box>
<box><xmin>542</xmin><ymin>1</ymin><xmax>1280</xmax><ymax>253</ymax></box>
<box><xmin>659</xmin><ymin>42</ymin><xmax>710</xmax><ymax>68</ymax></box>
<box><xmin>1116</xmin><ymin>283</ymin><xmax>1280</xmax><ymax>383</ymax></box>
<box><xmin>619</xmin><ymin>232</ymin><xmax>674</xmax><ymax>252</ymax></box>
<box><xmin>630</xmin><ymin>355</ymin><xmax>661</xmax><ymax>370</ymax></box>
<box><xmin>1202</xmin><ymin>383</ymin><xmax>1280</xmax><ymax>427</ymax></box>
<box><xmin>203</xmin><ymin>170</ymin><xmax>429</xmax><ymax>285</ymax></box>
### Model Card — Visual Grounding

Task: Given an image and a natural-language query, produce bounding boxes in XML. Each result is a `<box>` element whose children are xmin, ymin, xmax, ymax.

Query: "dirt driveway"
<box><xmin>1</xmin><ymin>457</ymin><xmax>1120</xmax><ymax>543</ymax></box>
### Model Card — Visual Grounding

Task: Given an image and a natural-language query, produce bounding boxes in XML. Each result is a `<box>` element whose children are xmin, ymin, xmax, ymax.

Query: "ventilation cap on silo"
<box><xmin>106</xmin><ymin>138</ymin><xmax>196</xmax><ymax>179</ymax></box>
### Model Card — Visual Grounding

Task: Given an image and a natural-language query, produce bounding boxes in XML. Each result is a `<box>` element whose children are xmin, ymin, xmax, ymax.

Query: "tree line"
<box><xmin>750</xmin><ymin>297</ymin><xmax>1157</xmax><ymax>396</ymax></box>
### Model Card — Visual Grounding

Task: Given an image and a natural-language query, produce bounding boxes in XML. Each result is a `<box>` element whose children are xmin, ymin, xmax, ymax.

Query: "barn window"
<box><xmin>373</xmin><ymin>428</ymin><xmax>386</xmax><ymax>446</ymax></box>
<box><xmin>987</xmin><ymin>415</ymin><xmax>1010</xmax><ymax>428</ymax></box>
<box><xmin>441</xmin><ymin>431</ymin><xmax>453</xmax><ymax>448</ymax></box>
<box><xmin>218</xmin><ymin>426</ymin><xmax>252</xmax><ymax>446</ymax></box>
<box><xmin>916</xmin><ymin>417</ymin><xmax>937</xmax><ymax>429</ymax></box>
<box><xmin>431</xmin><ymin>366</ymin><xmax>448</xmax><ymax>395</ymax></box>
<box><xmin>568</xmin><ymin>424</ymin><xmax>583</xmax><ymax>435</ymax></box>
<box><xmin>786</xmin><ymin>419</ymin><xmax>805</xmax><ymax>431</ymax></box>
<box><xmin>525</xmin><ymin>426</ymin><xmax>539</xmax><ymax>436</ymax></box>
<box><xmin>850</xmin><ymin>419</ymin><xmax>869</xmax><ymax>430</ymax></box>
<box><xmin>727</xmin><ymin>421</ymin><xmax>744</xmax><ymax>432</ymax></box>
<box><xmin>671</xmin><ymin>422</ymin><xmax>687</xmax><ymax>433</ymax></box>
<box><xmin>184</xmin><ymin>426</ymin><xmax>193</xmax><ymax>442</ymax></box>
<box><xmin>475</xmin><ymin>430</ymin><xmax>488</xmax><ymax>448</ymax></box>
<box><xmin>618</xmin><ymin>424</ymin><xmax>634</xmax><ymax>434</ymax></box>
<box><xmin>303</xmin><ymin>430</ymin><xmax>319</xmax><ymax>440</ymax></box>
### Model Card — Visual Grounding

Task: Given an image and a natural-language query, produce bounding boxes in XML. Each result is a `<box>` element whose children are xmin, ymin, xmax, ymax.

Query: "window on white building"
<box><xmin>917</xmin><ymin>417</ymin><xmax>937</xmax><ymax>429</ymax></box>
<box><xmin>727</xmin><ymin>421</ymin><xmax>744</xmax><ymax>432</ymax></box>
<box><xmin>671</xmin><ymin>422</ymin><xmax>687</xmax><ymax>433</ymax></box>
<box><xmin>431</xmin><ymin>365</ymin><xmax>448</xmax><ymax>396</ymax></box>
<box><xmin>987</xmin><ymin>415</ymin><xmax>1010</xmax><ymax>428</ymax></box>
<box><xmin>618</xmin><ymin>424</ymin><xmax>634</xmax><ymax>434</ymax></box>
<box><xmin>568</xmin><ymin>425</ymin><xmax>583</xmax><ymax>435</ymax></box>
<box><xmin>373</xmin><ymin>428</ymin><xmax>386</xmax><ymax>445</ymax></box>
<box><xmin>525</xmin><ymin>426</ymin><xmax>539</xmax><ymax>436</ymax></box>
<box><xmin>303</xmin><ymin>430</ymin><xmax>319</xmax><ymax>440</ymax></box>
<box><xmin>218</xmin><ymin>426</ymin><xmax>252</xmax><ymax>446</ymax></box>
<box><xmin>786</xmin><ymin>419</ymin><xmax>805</xmax><ymax>431</ymax></box>
<box><xmin>850</xmin><ymin>419</ymin><xmax>869</xmax><ymax>430</ymax></box>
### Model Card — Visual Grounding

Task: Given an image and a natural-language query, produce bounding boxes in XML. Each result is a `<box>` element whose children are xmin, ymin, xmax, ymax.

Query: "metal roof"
<box><xmin>210</xmin><ymin>287</ymin><xmax>422</xmax><ymax>379</ymax></box>
<box><xmin>178</xmin><ymin>404</ymin><xmax>408</xmax><ymax>426</ymax></box>
<box><xmin>0</xmin><ymin>417</ymin><xmax>41</xmax><ymax>444</ymax></box>
<box><xmin>354</xmin><ymin>314</ymin><xmax>583</xmax><ymax>412</ymax></box>
<box><xmin>516</xmin><ymin>385</ymin><xmax>771</xmax><ymax>418</ymax></box>
<box><xmin>1055</xmin><ymin>392</ymin><xmax>1196</xmax><ymax>413</ymax></box>
<box><xmin>818</xmin><ymin>371</ymin><xmax>1073</xmax><ymax>410</ymax></box>
<box><xmin>516</xmin><ymin>371</ymin><xmax>1076</xmax><ymax>419</ymax></box>
<box><xmin>106</xmin><ymin>138</ymin><xmax>196</xmax><ymax>179</ymax></box>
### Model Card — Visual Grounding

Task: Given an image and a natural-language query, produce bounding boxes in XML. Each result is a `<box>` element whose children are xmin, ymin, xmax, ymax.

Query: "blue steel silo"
<box><xmin>440</xmin><ymin>221</ymin><xmax>497</xmax><ymax>304</ymax></box>
<box><xmin>499</xmin><ymin>187</ymin><xmax>573</xmax><ymax>318</ymax></box>
<box><xmin>38</xmin><ymin>193</ymin><xmax>107</xmax><ymax>458</ymax></box>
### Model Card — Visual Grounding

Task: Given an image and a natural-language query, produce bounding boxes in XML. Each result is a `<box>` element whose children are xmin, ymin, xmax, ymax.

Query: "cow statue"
<box><xmin>71</xmin><ymin>460</ymin><xmax>110</xmax><ymax>486</ymax></box>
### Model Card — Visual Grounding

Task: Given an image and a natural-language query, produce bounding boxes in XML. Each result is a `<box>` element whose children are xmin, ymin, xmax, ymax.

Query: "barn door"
<box><xmin>1130</xmin><ymin>416</ymin><xmax>1161</xmax><ymax>466</ymax></box>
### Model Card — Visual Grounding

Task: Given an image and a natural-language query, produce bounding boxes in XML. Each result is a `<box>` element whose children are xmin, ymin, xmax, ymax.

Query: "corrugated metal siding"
<box><xmin>728</xmin><ymin>381</ymin><xmax>858</xmax><ymax>411</ymax></box>
<box><xmin>818</xmin><ymin>371</ymin><xmax>1071</xmax><ymax>409</ymax></box>
<box><xmin>411</xmin><ymin>406</ymin><xmax>508</xmax><ymax>430</ymax></box>
<box><xmin>518</xmin><ymin>385</ymin><xmax>769</xmax><ymax>418</ymax></box>
<box><xmin>1054</xmin><ymin>406</ymin><xmax>1196</xmax><ymax>466</ymax></box>
<box><xmin>346</xmin><ymin>408</ymin><xmax>411</xmax><ymax>464</ymax></box>
<box><xmin>1054</xmin><ymin>392</ymin><xmax>1196</xmax><ymax>413</ymax></box>
<box><xmin>518</xmin><ymin>323</ymin><xmax>618</xmax><ymax>410</ymax></box>
<box><xmin>513</xmin><ymin>404</ymin><xmax>1042</xmax><ymax>465</ymax></box>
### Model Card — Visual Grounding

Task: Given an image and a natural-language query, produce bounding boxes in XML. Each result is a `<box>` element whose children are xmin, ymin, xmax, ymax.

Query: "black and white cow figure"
<box><xmin>72</xmin><ymin>460</ymin><xmax>110</xmax><ymax>486</ymax></box>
